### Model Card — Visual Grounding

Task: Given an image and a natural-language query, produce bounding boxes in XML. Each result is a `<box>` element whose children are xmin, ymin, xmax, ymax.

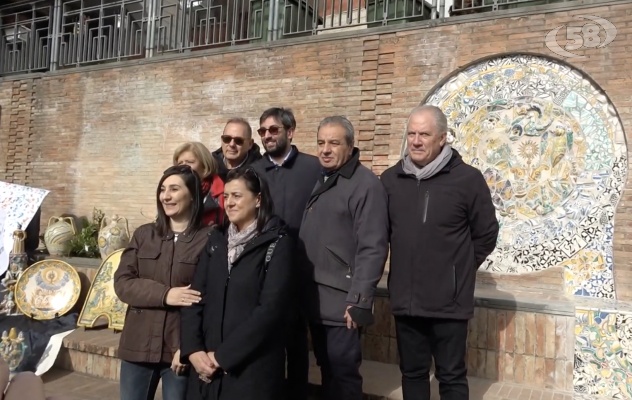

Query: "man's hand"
<box><xmin>171</xmin><ymin>349</ymin><xmax>188</xmax><ymax>375</ymax></box>
<box><xmin>344</xmin><ymin>305</ymin><xmax>358</xmax><ymax>329</ymax></box>
<box><xmin>189</xmin><ymin>351</ymin><xmax>216</xmax><ymax>377</ymax></box>
<box><xmin>165</xmin><ymin>285</ymin><xmax>201</xmax><ymax>306</ymax></box>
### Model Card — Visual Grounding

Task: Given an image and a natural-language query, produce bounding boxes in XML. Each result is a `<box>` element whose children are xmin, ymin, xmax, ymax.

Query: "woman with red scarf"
<box><xmin>173</xmin><ymin>142</ymin><xmax>225</xmax><ymax>227</ymax></box>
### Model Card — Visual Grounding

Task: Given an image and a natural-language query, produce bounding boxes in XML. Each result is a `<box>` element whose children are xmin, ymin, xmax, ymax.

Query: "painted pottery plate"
<box><xmin>77</xmin><ymin>249</ymin><xmax>128</xmax><ymax>331</ymax></box>
<box><xmin>14</xmin><ymin>260</ymin><xmax>81</xmax><ymax>320</ymax></box>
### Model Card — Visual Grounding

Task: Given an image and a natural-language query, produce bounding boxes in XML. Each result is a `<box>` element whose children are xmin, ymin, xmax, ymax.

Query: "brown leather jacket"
<box><xmin>113</xmin><ymin>223</ymin><xmax>212</xmax><ymax>364</ymax></box>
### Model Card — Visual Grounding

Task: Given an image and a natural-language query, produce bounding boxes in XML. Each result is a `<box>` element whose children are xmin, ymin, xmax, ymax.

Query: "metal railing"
<box><xmin>450</xmin><ymin>0</ymin><xmax>567</xmax><ymax>15</ymax></box>
<box><xmin>0</xmin><ymin>0</ymin><xmax>569</xmax><ymax>76</ymax></box>
<box><xmin>0</xmin><ymin>0</ymin><xmax>52</xmax><ymax>75</ymax></box>
<box><xmin>57</xmin><ymin>0</ymin><xmax>148</xmax><ymax>68</ymax></box>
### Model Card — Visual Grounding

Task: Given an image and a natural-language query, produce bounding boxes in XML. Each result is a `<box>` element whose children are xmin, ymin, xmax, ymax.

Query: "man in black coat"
<box><xmin>212</xmin><ymin>118</ymin><xmax>263</xmax><ymax>181</ymax></box>
<box><xmin>381</xmin><ymin>105</ymin><xmax>499</xmax><ymax>400</ymax></box>
<box><xmin>298</xmin><ymin>116</ymin><xmax>389</xmax><ymax>400</ymax></box>
<box><xmin>251</xmin><ymin>107</ymin><xmax>321</xmax><ymax>400</ymax></box>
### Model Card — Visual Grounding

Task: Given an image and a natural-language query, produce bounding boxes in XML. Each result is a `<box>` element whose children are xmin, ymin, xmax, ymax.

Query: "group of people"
<box><xmin>112</xmin><ymin>105</ymin><xmax>500</xmax><ymax>400</ymax></box>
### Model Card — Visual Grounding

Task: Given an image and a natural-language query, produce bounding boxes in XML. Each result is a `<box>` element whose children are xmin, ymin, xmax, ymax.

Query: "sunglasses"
<box><xmin>256</xmin><ymin>126</ymin><xmax>283</xmax><ymax>136</ymax></box>
<box><xmin>221</xmin><ymin>135</ymin><xmax>246</xmax><ymax>146</ymax></box>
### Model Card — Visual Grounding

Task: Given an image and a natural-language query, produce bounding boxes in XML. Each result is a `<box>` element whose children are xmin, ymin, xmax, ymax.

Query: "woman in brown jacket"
<box><xmin>114</xmin><ymin>165</ymin><xmax>213</xmax><ymax>400</ymax></box>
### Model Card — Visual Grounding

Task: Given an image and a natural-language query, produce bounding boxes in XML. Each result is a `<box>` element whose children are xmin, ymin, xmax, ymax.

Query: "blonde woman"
<box><xmin>174</xmin><ymin>142</ymin><xmax>225</xmax><ymax>227</ymax></box>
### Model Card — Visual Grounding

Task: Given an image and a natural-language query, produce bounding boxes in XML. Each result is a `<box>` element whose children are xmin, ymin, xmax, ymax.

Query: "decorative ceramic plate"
<box><xmin>14</xmin><ymin>260</ymin><xmax>81</xmax><ymax>320</ymax></box>
<box><xmin>77</xmin><ymin>249</ymin><xmax>128</xmax><ymax>331</ymax></box>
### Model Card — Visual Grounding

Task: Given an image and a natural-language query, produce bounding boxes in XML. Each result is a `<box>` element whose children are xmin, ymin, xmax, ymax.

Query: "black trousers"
<box><xmin>310</xmin><ymin>324</ymin><xmax>363</xmax><ymax>400</ymax></box>
<box><xmin>286</xmin><ymin>313</ymin><xmax>310</xmax><ymax>400</ymax></box>
<box><xmin>394</xmin><ymin>316</ymin><xmax>469</xmax><ymax>400</ymax></box>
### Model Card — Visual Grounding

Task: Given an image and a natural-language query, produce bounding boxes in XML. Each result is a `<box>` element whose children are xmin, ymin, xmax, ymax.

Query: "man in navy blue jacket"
<box><xmin>251</xmin><ymin>107</ymin><xmax>321</xmax><ymax>400</ymax></box>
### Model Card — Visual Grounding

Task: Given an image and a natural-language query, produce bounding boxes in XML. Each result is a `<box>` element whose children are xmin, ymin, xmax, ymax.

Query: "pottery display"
<box><xmin>97</xmin><ymin>215</ymin><xmax>130</xmax><ymax>259</ymax></box>
<box><xmin>77</xmin><ymin>249</ymin><xmax>128</xmax><ymax>331</ymax></box>
<box><xmin>14</xmin><ymin>260</ymin><xmax>81</xmax><ymax>320</ymax></box>
<box><xmin>43</xmin><ymin>217</ymin><xmax>76</xmax><ymax>256</ymax></box>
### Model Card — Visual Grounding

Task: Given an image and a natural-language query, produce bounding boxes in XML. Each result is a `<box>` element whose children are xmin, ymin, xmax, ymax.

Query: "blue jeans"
<box><xmin>120</xmin><ymin>360</ymin><xmax>188</xmax><ymax>400</ymax></box>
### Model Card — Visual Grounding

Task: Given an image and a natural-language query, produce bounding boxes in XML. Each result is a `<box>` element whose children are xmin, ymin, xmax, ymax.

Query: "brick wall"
<box><xmin>1</xmin><ymin>3</ymin><xmax>632</xmax><ymax>297</ymax></box>
<box><xmin>0</xmin><ymin>80</ymin><xmax>35</xmax><ymax>185</ymax></box>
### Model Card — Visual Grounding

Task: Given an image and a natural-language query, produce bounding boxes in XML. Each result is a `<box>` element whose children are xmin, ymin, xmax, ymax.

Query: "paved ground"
<box><xmin>41</xmin><ymin>368</ymin><xmax>580</xmax><ymax>400</ymax></box>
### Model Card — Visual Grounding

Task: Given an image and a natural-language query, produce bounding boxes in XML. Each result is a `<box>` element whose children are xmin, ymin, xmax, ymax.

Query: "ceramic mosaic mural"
<box><xmin>418</xmin><ymin>54</ymin><xmax>627</xmax><ymax>299</ymax></box>
<box><xmin>575</xmin><ymin>308</ymin><xmax>632</xmax><ymax>398</ymax></box>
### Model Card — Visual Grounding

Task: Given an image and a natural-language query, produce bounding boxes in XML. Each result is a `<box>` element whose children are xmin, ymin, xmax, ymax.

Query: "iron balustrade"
<box><xmin>57</xmin><ymin>0</ymin><xmax>148</xmax><ymax>68</ymax></box>
<box><xmin>0</xmin><ymin>0</ymin><xmax>53</xmax><ymax>75</ymax></box>
<box><xmin>450</xmin><ymin>0</ymin><xmax>568</xmax><ymax>15</ymax></box>
<box><xmin>0</xmin><ymin>0</ymin><xmax>572</xmax><ymax>76</ymax></box>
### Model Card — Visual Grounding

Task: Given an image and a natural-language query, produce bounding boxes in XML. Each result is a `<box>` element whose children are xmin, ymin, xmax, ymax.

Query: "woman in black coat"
<box><xmin>180</xmin><ymin>166</ymin><xmax>296</xmax><ymax>400</ymax></box>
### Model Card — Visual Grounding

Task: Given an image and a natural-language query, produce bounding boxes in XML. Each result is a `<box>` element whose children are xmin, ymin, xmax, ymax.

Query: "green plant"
<box><xmin>68</xmin><ymin>208</ymin><xmax>105</xmax><ymax>258</ymax></box>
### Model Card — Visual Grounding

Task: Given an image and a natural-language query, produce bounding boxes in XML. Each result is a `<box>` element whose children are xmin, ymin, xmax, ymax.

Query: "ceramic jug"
<box><xmin>44</xmin><ymin>216</ymin><xmax>77</xmax><ymax>256</ymax></box>
<box><xmin>98</xmin><ymin>215</ymin><xmax>130</xmax><ymax>259</ymax></box>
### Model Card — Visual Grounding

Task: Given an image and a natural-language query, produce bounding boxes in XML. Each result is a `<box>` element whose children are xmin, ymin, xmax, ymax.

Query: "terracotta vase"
<box><xmin>43</xmin><ymin>217</ymin><xmax>77</xmax><ymax>256</ymax></box>
<box><xmin>97</xmin><ymin>215</ymin><xmax>130</xmax><ymax>259</ymax></box>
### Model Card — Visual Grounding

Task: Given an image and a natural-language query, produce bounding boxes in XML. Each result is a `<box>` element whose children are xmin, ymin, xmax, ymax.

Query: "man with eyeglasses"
<box><xmin>251</xmin><ymin>107</ymin><xmax>321</xmax><ymax>400</ymax></box>
<box><xmin>212</xmin><ymin>117</ymin><xmax>263</xmax><ymax>181</ymax></box>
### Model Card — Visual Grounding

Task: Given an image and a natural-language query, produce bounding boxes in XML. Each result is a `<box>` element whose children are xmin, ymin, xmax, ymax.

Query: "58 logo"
<box><xmin>545</xmin><ymin>15</ymin><xmax>617</xmax><ymax>59</ymax></box>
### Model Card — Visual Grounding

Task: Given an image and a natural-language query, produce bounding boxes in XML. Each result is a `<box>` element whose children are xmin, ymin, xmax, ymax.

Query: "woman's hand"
<box><xmin>189</xmin><ymin>351</ymin><xmax>216</xmax><ymax>377</ymax></box>
<box><xmin>165</xmin><ymin>285</ymin><xmax>201</xmax><ymax>306</ymax></box>
<box><xmin>171</xmin><ymin>350</ymin><xmax>187</xmax><ymax>375</ymax></box>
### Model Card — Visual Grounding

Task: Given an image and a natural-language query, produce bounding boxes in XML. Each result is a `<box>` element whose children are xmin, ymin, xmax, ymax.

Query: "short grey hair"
<box><xmin>225</xmin><ymin>117</ymin><xmax>253</xmax><ymax>138</ymax></box>
<box><xmin>317</xmin><ymin>116</ymin><xmax>355</xmax><ymax>146</ymax></box>
<box><xmin>407</xmin><ymin>104</ymin><xmax>448</xmax><ymax>135</ymax></box>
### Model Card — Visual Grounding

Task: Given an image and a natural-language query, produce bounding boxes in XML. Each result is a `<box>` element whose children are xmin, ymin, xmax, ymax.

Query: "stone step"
<box><xmin>54</xmin><ymin>329</ymin><xmax>580</xmax><ymax>400</ymax></box>
<box><xmin>42</xmin><ymin>368</ymin><xmax>584</xmax><ymax>400</ymax></box>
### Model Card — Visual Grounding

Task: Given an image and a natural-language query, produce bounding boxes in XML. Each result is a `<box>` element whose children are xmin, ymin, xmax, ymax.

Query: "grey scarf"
<box><xmin>227</xmin><ymin>221</ymin><xmax>258</xmax><ymax>272</ymax></box>
<box><xmin>402</xmin><ymin>144</ymin><xmax>453</xmax><ymax>180</ymax></box>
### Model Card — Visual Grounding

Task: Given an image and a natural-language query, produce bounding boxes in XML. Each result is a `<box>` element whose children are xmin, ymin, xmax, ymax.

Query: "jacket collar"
<box><xmin>203</xmin><ymin>174</ymin><xmax>224</xmax><ymax>212</ymax></box>
<box><xmin>321</xmin><ymin>147</ymin><xmax>360</xmax><ymax>179</ymax></box>
<box><xmin>209</xmin><ymin>215</ymin><xmax>286</xmax><ymax>263</ymax></box>
<box><xmin>260</xmin><ymin>145</ymin><xmax>301</xmax><ymax>170</ymax></box>
<box><xmin>214</xmin><ymin>215</ymin><xmax>287</xmax><ymax>241</ymax></box>
<box><xmin>213</xmin><ymin>143</ymin><xmax>263</xmax><ymax>169</ymax></box>
<box><xmin>161</xmin><ymin>226</ymin><xmax>200</xmax><ymax>242</ymax></box>
<box><xmin>308</xmin><ymin>148</ymin><xmax>360</xmax><ymax>201</ymax></box>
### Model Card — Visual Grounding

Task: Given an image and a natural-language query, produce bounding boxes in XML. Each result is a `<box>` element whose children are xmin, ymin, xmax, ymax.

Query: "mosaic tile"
<box><xmin>574</xmin><ymin>309</ymin><xmax>632</xmax><ymax>398</ymax></box>
<box><xmin>418</xmin><ymin>54</ymin><xmax>627</xmax><ymax>299</ymax></box>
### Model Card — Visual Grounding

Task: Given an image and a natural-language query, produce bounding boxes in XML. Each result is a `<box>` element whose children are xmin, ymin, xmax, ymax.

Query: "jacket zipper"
<box><xmin>220</xmin><ymin>271</ymin><xmax>230</xmax><ymax>342</ymax></box>
<box><xmin>327</xmin><ymin>248</ymin><xmax>352</xmax><ymax>278</ymax></box>
<box><xmin>452</xmin><ymin>265</ymin><xmax>457</xmax><ymax>302</ymax></box>
<box><xmin>412</xmin><ymin>180</ymin><xmax>422</xmax><ymax>312</ymax></box>
<box><xmin>219</xmin><ymin>236</ymin><xmax>265</xmax><ymax>342</ymax></box>
<box><xmin>423</xmin><ymin>191</ymin><xmax>429</xmax><ymax>224</ymax></box>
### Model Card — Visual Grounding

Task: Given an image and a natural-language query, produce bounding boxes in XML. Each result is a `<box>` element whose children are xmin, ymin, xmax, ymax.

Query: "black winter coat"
<box><xmin>180</xmin><ymin>217</ymin><xmax>295</xmax><ymax>400</ymax></box>
<box><xmin>251</xmin><ymin>146</ymin><xmax>321</xmax><ymax>239</ymax></box>
<box><xmin>381</xmin><ymin>149</ymin><xmax>499</xmax><ymax>320</ymax></box>
<box><xmin>212</xmin><ymin>143</ymin><xmax>263</xmax><ymax>182</ymax></box>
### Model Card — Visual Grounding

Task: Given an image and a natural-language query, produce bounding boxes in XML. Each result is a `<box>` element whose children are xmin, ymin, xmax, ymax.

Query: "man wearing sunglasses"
<box><xmin>212</xmin><ymin>117</ymin><xmax>263</xmax><ymax>181</ymax></box>
<box><xmin>251</xmin><ymin>107</ymin><xmax>321</xmax><ymax>400</ymax></box>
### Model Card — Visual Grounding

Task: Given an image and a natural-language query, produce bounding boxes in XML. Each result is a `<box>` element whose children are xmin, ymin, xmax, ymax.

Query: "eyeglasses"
<box><xmin>256</xmin><ymin>126</ymin><xmax>283</xmax><ymax>136</ymax></box>
<box><xmin>221</xmin><ymin>135</ymin><xmax>245</xmax><ymax>146</ymax></box>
